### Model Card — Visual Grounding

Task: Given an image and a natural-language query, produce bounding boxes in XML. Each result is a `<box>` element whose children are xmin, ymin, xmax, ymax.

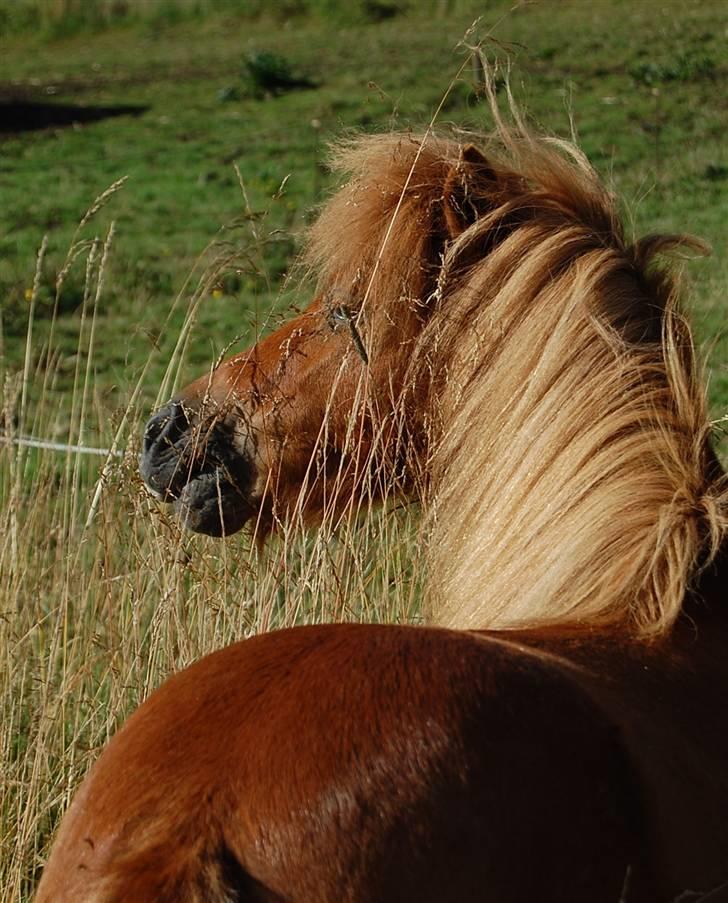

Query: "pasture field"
<box><xmin>0</xmin><ymin>0</ymin><xmax>726</xmax><ymax>898</ymax></box>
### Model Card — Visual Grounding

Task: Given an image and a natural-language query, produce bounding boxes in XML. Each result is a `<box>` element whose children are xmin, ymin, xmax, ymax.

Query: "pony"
<box><xmin>37</xmin><ymin>94</ymin><xmax>728</xmax><ymax>901</ymax></box>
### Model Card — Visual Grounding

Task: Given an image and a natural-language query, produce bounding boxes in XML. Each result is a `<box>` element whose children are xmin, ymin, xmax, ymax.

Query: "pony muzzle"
<box><xmin>139</xmin><ymin>400</ymin><xmax>258</xmax><ymax>536</ymax></box>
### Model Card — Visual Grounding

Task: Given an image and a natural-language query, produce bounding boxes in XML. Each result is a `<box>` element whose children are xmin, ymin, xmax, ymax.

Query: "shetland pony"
<box><xmin>37</xmin><ymin>102</ymin><xmax>728</xmax><ymax>901</ymax></box>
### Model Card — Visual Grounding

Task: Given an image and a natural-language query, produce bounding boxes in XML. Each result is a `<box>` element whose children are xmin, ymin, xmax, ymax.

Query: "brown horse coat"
<box><xmin>36</xmin><ymin>553</ymin><xmax>728</xmax><ymax>900</ymax></box>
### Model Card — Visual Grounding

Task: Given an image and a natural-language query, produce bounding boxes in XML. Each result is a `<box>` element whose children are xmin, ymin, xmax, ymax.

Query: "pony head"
<box><xmin>139</xmin><ymin>135</ymin><xmax>501</xmax><ymax>537</ymax></box>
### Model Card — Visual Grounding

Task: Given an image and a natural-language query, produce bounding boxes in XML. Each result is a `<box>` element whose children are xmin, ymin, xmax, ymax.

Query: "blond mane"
<box><xmin>305</xmin><ymin>108</ymin><xmax>727</xmax><ymax>638</ymax></box>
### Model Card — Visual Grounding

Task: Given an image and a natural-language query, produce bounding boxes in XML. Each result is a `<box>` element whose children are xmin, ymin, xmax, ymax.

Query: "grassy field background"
<box><xmin>0</xmin><ymin>0</ymin><xmax>726</xmax><ymax>897</ymax></box>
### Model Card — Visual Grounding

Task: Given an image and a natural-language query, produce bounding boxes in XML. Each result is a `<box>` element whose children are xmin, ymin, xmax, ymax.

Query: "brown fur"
<box><xmin>34</xmin><ymin>625</ymin><xmax>656</xmax><ymax>901</ymax></box>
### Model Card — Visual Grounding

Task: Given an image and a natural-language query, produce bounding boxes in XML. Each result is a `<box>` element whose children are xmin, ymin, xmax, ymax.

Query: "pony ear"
<box><xmin>442</xmin><ymin>144</ymin><xmax>496</xmax><ymax>238</ymax></box>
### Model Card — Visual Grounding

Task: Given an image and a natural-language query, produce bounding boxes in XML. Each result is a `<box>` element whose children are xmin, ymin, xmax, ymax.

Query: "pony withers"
<box><xmin>37</xmin><ymin>107</ymin><xmax>728</xmax><ymax>901</ymax></box>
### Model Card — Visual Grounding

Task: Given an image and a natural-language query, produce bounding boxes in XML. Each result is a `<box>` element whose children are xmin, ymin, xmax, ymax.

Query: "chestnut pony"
<box><xmin>38</xmin><ymin>112</ymin><xmax>728</xmax><ymax>901</ymax></box>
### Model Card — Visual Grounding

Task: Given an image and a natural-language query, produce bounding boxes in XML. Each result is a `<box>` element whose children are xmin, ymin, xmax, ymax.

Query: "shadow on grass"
<box><xmin>0</xmin><ymin>99</ymin><xmax>148</xmax><ymax>134</ymax></box>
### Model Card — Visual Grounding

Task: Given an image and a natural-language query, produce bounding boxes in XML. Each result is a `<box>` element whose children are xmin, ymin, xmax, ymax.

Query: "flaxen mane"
<box><xmin>305</xmin><ymin>111</ymin><xmax>727</xmax><ymax>637</ymax></box>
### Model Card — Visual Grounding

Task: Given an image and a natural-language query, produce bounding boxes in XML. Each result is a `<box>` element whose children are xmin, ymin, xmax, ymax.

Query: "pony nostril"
<box><xmin>143</xmin><ymin>401</ymin><xmax>190</xmax><ymax>455</ymax></box>
<box><xmin>140</xmin><ymin>401</ymin><xmax>194</xmax><ymax>498</ymax></box>
<box><xmin>142</xmin><ymin>414</ymin><xmax>164</xmax><ymax>455</ymax></box>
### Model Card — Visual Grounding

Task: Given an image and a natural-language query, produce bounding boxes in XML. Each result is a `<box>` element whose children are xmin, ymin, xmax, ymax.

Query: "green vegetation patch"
<box><xmin>0</xmin><ymin>0</ymin><xmax>725</xmax><ymax>417</ymax></box>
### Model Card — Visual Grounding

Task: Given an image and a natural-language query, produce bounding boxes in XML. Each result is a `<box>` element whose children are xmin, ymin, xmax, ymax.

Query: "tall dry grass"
<box><xmin>0</xmin><ymin>192</ymin><xmax>425</xmax><ymax>900</ymax></box>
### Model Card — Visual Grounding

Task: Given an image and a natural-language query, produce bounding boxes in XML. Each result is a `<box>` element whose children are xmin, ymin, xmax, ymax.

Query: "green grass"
<box><xmin>1</xmin><ymin>0</ymin><xmax>726</xmax><ymax>417</ymax></box>
<box><xmin>0</xmin><ymin>0</ymin><xmax>426</xmax><ymax>37</ymax></box>
<box><xmin>0</xmin><ymin>1</ymin><xmax>727</xmax><ymax>898</ymax></box>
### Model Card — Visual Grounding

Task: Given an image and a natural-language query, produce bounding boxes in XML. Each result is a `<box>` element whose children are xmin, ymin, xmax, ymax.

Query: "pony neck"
<box><xmin>423</xmin><ymin>218</ymin><xmax>725</xmax><ymax>640</ymax></box>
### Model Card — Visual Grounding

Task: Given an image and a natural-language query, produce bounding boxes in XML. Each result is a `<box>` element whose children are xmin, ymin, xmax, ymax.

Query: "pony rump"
<box><xmin>303</xmin><ymin>87</ymin><xmax>726</xmax><ymax>638</ymax></box>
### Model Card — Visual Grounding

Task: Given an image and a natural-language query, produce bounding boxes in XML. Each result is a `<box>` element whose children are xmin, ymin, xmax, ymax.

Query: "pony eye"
<box><xmin>327</xmin><ymin>305</ymin><xmax>352</xmax><ymax>330</ymax></box>
<box><xmin>324</xmin><ymin>303</ymin><xmax>369</xmax><ymax>364</ymax></box>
